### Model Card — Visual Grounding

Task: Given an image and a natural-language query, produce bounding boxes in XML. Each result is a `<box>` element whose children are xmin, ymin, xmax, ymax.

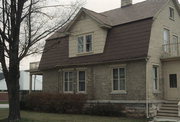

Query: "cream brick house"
<box><xmin>39</xmin><ymin>0</ymin><xmax>180</xmax><ymax>120</ymax></box>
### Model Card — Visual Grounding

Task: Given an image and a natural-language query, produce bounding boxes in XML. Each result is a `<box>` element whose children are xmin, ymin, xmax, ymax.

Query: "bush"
<box><xmin>84</xmin><ymin>103</ymin><xmax>125</xmax><ymax>117</ymax></box>
<box><xmin>20</xmin><ymin>93</ymin><xmax>87</xmax><ymax>114</ymax></box>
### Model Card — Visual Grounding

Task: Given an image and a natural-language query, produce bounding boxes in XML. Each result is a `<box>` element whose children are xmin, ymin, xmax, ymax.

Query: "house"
<box><xmin>39</xmin><ymin>0</ymin><xmax>180</xmax><ymax>120</ymax></box>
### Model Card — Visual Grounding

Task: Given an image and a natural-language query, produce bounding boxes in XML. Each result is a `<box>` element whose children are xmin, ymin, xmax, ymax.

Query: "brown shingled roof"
<box><xmin>46</xmin><ymin>0</ymin><xmax>168</xmax><ymax>41</ymax></box>
<box><xmin>39</xmin><ymin>18</ymin><xmax>153</xmax><ymax>70</ymax></box>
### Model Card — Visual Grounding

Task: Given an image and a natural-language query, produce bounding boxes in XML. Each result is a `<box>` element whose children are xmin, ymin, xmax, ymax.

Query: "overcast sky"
<box><xmin>20</xmin><ymin>0</ymin><xmax>180</xmax><ymax>70</ymax></box>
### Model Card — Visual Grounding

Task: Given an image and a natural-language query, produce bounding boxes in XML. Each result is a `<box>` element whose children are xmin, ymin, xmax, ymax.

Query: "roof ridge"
<box><xmin>101</xmin><ymin>0</ymin><xmax>147</xmax><ymax>14</ymax></box>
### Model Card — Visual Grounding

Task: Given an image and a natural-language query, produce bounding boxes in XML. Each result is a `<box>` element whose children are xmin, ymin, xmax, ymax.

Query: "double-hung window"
<box><xmin>163</xmin><ymin>29</ymin><xmax>170</xmax><ymax>53</ymax></box>
<box><xmin>152</xmin><ymin>66</ymin><xmax>159</xmax><ymax>92</ymax></box>
<box><xmin>77</xmin><ymin>71</ymin><xmax>86</xmax><ymax>93</ymax></box>
<box><xmin>77</xmin><ymin>34</ymin><xmax>92</xmax><ymax>53</ymax></box>
<box><xmin>64</xmin><ymin>72</ymin><xmax>73</xmax><ymax>92</ymax></box>
<box><xmin>112</xmin><ymin>68</ymin><xmax>126</xmax><ymax>91</ymax></box>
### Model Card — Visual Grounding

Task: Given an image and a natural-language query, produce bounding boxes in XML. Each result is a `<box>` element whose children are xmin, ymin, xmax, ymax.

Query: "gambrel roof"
<box><xmin>39</xmin><ymin>0</ymin><xmax>180</xmax><ymax>70</ymax></box>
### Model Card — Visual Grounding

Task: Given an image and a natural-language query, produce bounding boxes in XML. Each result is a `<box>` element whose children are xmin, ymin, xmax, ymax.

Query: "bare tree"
<box><xmin>0</xmin><ymin>0</ymin><xmax>83</xmax><ymax>121</ymax></box>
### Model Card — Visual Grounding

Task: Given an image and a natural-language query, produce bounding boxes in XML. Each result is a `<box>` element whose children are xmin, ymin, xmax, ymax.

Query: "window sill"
<box><xmin>76</xmin><ymin>92</ymin><xmax>87</xmax><ymax>94</ymax></box>
<box><xmin>63</xmin><ymin>91</ymin><xmax>74</xmax><ymax>94</ymax></box>
<box><xmin>77</xmin><ymin>52</ymin><xmax>93</xmax><ymax>56</ymax></box>
<box><xmin>169</xmin><ymin>17</ymin><xmax>175</xmax><ymax>21</ymax></box>
<box><xmin>110</xmin><ymin>91</ymin><xmax>127</xmax><ymax>95</ymax></box>
<box><xmin>153</xmin><ymin>90</ymin><xmax>161</xmax><ymax>94</ymax></box>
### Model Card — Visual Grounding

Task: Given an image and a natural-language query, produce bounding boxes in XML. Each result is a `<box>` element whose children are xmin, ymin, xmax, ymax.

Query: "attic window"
<box><xmin>77</xmin><ymin>34</ymin><xmax>93</xmax><ymax>53</ymax></box>
<box><xmin>169</xmin><ymin>7</ymin><xmax>174</xmax><ymax>20</ymax></box>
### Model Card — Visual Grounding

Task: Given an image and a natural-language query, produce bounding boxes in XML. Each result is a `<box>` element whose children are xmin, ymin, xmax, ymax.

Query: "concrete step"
<box><xmin>160</xmin><ymin>106</ymin><xmax>178</xmax><ymax>111</ymax></box>
<box><xmin>155</xmin><ymin>116</ymin><xmax>180</xmax><ymax>122</ymax></box>
<box><xmin>157</xmin><ymin>112</ymin><xmax>178</xmax><ymax>117</ymax></box>
<box><xmin>161</xmin><ymin>104</ymin><xmax>178</xmax><ymax>108</ymax></box>
<box><xmin>164</xmin><ymin>101</ymin><xmax>178</xmax><ymax>104</ymax></box>
<box><xmin>158</xmin><ymin>110</ymin><xmax>178</xmax><ymax>114</ymax></box>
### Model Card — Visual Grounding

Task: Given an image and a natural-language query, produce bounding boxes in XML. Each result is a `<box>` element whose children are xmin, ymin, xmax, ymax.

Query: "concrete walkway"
<box><xmin>0</xmin><ymin>104</ymin><xmax>9</xmax><ymax>108</ymax></box>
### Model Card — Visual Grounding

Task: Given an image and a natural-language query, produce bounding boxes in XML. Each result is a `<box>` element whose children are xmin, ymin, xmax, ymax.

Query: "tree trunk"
<box><xmin>6</xmin><ymin>70</ymin><xmax>21</xmax><ymax>122</ymax></box>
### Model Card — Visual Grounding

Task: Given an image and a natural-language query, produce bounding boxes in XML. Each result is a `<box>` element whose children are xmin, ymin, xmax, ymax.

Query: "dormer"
<box><xmin>64</xmin><ymin>8</ymin><xmax>111</xmax><ymax>58</ymax></box>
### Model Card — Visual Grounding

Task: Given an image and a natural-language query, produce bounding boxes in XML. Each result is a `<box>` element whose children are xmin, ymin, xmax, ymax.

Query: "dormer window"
<box><xmin>77</xmin><ymin>34</ymin><xmax>93</xmax><ymax>53</ymax></box>
<box><xmin>169</xmin><ymin>7</ymin><xmax>174</xmax><ymax>20</ymax></box>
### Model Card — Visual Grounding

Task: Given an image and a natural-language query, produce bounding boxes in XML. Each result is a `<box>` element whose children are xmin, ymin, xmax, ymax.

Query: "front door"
<box><xmin>166</xmin><ymin>74</ymin><xmax>180</xmax><ymax>100</ymax></box>
<box><xmin>163</xmin><ymin>61</ymin><xmax>180</xmax><ymax>100</ymax></box>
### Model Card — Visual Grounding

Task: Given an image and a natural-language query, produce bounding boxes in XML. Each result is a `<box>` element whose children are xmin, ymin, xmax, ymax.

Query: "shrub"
<box><xmin>20</xmin><ymin>93</ymin><xmax>87</xmax><ymax>114</ymax></box>
<box><xmin>84</xmin><ymin>103</ymin><xmax>125</xmax><ymax>117</ymax></box>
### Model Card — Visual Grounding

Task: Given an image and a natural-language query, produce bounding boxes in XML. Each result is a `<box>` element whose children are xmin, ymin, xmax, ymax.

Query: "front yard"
<box><xmin>0</xmin><ymin>109</ymin><xmax>147</xmax><ymax>122</ymax></box>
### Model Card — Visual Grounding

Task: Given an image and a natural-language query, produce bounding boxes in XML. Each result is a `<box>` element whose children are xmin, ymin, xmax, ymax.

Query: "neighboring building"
<box><xmin>0</xmin><ymin>71</ymin><xmax>43</xmax><ymax>91</ymax></box>
<box><xmin>39</xmin><ymin>0</ymin><xmax>180</xmax><ymax>120</ymax></box>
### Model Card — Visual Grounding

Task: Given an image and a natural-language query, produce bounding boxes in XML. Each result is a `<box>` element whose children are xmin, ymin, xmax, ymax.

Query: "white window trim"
<box><xmin>77</xmin><ymin>70</ymin><xmax>87</xmax><ymax>94</ymax></box>
<box><xmin>63</xmin><ymin>71</ymin><xmax>74</xmax><ymax>93</ymax></box>
<box><xmin>111</xmin><ymin>67</ymin><xmax>127</xmax><ymax>94</ymax></box>
<box><xmin>152</xmin><ymin>65</ymin><xmax>160</xmax><ymax>94</ymax></box>
<box><xmin>77</xmin><ymin>33</ymin><xmax>93</xmax><ymax>54</ymax></box>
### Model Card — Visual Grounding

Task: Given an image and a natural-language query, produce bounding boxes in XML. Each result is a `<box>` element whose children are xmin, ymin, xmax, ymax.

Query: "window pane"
<box><xmin>113</xmin><ymin>80</ymin><xmax>118</xmax><ymax>90</ymax></box>
<box><xmin>119</xmin><ymin>68</ymin><xmax>125</xmax><ymax>78</ymax></box>
<box><xmin>113</xmin><ymin>69</ymin><xmax>118</xmax><ymax>79</ymax></box>
<box><xmin>69</xmin><ymin>72</ymin><xmax>73</xmax><ymax>81</ymax></box>
<box><xmin>69</xmin><ymin>81</ymin><xmax>73</xmax><ymax>91</ymax></box>
<box><xmin>86</xmin><ymin>35</ymin><xmax>92</xmax><ymax>52</ymax></box>
<box><xmin>79</xmin><ymin>71</ymin><xmax>85</xmax><ymax>80</ymax></box>
<box><xmin>78</xmin><ymin>36</ymin><xmax>84</xmax><ymax>53</ymax></box>
<box><xmin>170</xmin><ymin>8</ymin><xmax>174</xmax><ymax>19</ymax></box>
<box><xmin>153</xmin><ymin>67</ymin><xmax>158</xmax><ymax>90</ymax></box>
<box><xmin>79</xmin><ymin>82</ymin><xmax>85</xmax><ymax>91</ymax></box>
<box><xmin>65</xmin><ymin>72</ymin><xmax>68</xmax><ymax>81</ymax></box>
<box><xmin>169</xmin><ymin>74</ymin><xmax>177</xmax><ymax>88</ymax></box>
<box><xmin>65</xmin><ymin>82</ymin><xmax>68</xmax><ymax>91</ymax></box>
<box><xmin>120</xmin><ymin>78</ymin><xmax>125</xmax><ymax>90</ymax></box>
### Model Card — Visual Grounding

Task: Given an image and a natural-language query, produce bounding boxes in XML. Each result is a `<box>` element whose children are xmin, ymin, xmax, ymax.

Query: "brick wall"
<box><xmin>0</xmin><ymin>92</ymin><xmax>8</xmax><ymax>101</ymax></box>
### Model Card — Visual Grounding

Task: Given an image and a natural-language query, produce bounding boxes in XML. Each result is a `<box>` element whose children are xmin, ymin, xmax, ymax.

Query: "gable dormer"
<box><xmin>65</xmin><ymin>8</ymin><xmax>111</xmax><ymax>58</ymax></box>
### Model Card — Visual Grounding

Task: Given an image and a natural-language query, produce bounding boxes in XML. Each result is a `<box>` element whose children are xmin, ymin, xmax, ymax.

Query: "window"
<box><xmin>169</xmin><ymin>7</ymin><xmax>174</xmax><ymax>20</ymax></box>
<box><xmin>113</xmin><ymin>68</ymin><xmax>126</xmax><ymax>91</ymax></box>
<box><xmin>77</xmin><ymin>34</ymin><xmax>92</xmax><ymax>53</ymax></box>
<box><xmin>163</xmin><ymin>29</ymin><xmax>170</xmax><ymax>52</ymax></box>
<box><xmin>169</xmin><ymin>74</ymin><xmax>177</xmax><ymax>88</ymax></box>
<box><xmin>152</xmin><ymin>66</ymin><xmax>159</xmax><ymax>91</ymax></box>
<box><xmin>172</xmin><ymin>35</ymin><xmax>178</xmax><ymax>56</ymax></box>
<box><xmin>64</xmin><ymin>72</ymin><xmax>73</xmax><ymax>92</ymax></box>
<box><xmin>77</xmin><ymin>71</ymin><xmax>86</xmax><ymax>92</ymax></box>
<box><xmin>78</xmin><ymin>36</ymin><xmax>84</xmax><ymax>53</ymax></box>
<box><xmin>86</xmin><ymin>35</ymin><xmax>92</xmax><ymax>52</ymax></box>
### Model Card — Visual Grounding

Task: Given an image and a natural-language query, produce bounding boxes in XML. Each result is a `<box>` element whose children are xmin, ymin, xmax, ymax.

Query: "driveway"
<box><xmin>0</xmin><ymin>104</ymin><xmax>9</xmax><ymax>108</ymax></box>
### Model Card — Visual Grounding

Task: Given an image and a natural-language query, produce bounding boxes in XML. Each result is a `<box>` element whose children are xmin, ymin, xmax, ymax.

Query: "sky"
<box><xmin>20</xmin><ymin>0</ymin><xmax>180</xmax><ymax>70</ymax></box>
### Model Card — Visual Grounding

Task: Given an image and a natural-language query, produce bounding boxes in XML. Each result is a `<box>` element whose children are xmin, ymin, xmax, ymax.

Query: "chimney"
<box><xmin>121</xmin><ymin>0</ymin><xmax>132</xmax><ymax>8</ymax></box>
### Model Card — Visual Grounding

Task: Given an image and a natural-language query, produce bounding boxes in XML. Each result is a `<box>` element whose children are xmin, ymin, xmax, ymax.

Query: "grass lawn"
<box><xmin>0</xmin><ymin>101</ymin><xmax>8</xmax><ymax>104</ymax></box>
<box><xmin>0</xmin><ymin>109</ymin><xmax>147</xmax><ymax>122</ymax></box>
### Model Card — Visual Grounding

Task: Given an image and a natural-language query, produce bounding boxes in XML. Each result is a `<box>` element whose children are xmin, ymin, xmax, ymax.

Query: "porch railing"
<box><xmin>162</xmin><ymin>43</ymin><xmax>180</xmax><ymax>58</ymax></box>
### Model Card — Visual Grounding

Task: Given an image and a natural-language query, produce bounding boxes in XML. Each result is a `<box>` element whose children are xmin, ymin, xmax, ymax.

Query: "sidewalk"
<box><xmin>0</xmin><ymin>104</ymin><xmax>9</xmax><ymax>108</ymax></box>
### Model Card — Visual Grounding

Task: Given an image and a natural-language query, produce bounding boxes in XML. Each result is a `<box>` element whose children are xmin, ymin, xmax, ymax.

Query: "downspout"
<box><xmin>58</xmin><ymin>69</ymin><xmax>62</xmax><ymax>93</ymax></box>
<box><xmin>145</xmin><ymin>57</ymin><xmax>150</xmax><ymax>118</ymax></box>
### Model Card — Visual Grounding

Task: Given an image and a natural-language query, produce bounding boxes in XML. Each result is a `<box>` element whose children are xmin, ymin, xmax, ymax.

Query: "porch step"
<box><xmin>158</xmin><ymin>110</ymin><xmax>178</xmax><ymax>114</ymax></box>
<box><xmin>154</xmin><ymin>116</ymin><xmax>180</xmax><ymax>122</ymax></box>
<box><xmin>157</xmin><ymin>113</ymin><xmax>178</xmax><ymax>117</ymax></box>
<box><xmin>161</xmin><ymin>107</ymin><xmax>178</xmax><ymax>111</ymax></box>
<box><xmin>156</xmin><ymin>101</ymin><xmax>179</xmax><ymax>118</ymax></box>
<box><xmin>161</xmin><ymin>104</ymin><xmax>178</xmax><ymax>108</ymax></box>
